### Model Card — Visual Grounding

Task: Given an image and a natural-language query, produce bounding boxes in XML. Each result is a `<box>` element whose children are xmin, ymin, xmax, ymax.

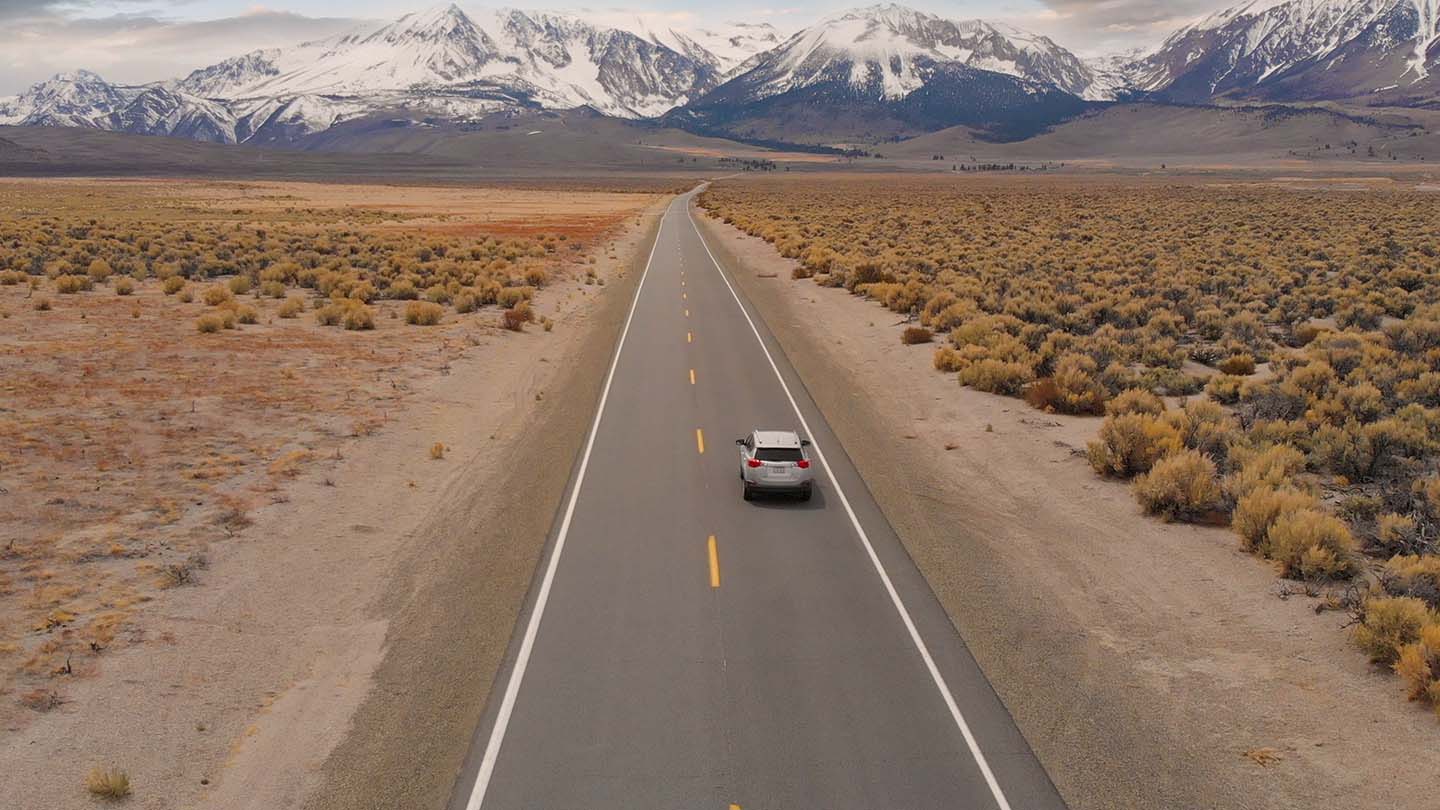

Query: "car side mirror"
<box><xmin>801</xmin><ymin>439</ymin><xmax>812</xmax><ymax>447</ymax></box>
<box><xmin>735</xmin><ymin>439</ymin><xmax>747</xmax><ymax>447</ymax></box>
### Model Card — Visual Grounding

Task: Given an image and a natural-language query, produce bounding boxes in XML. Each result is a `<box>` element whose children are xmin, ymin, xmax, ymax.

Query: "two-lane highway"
<box><xmin>449</xmin><ymin>189</ymin><xmax>1066</xmax><ymax>810</ymax></box>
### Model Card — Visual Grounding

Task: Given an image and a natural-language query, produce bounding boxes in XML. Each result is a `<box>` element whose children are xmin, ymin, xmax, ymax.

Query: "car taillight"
<box><xmin>797</xmin><ymin>460</ymin><xmax>811</xmax><ymax>469</ymax></box>
<box><xmin>747</xmin><ymin>459</ymin><xmax>763</xmax><ymax>468</ymax></box>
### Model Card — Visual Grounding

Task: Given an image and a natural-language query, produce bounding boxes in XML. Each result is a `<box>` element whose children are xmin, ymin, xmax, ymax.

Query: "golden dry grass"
<box><xmin>84</xmin><ymin>766</ymin><xmax>131</xmax><ymax>799</ymax></box>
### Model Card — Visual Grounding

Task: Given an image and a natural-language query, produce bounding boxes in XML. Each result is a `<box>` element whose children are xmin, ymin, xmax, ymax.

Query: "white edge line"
<box><xmin>464</xmin><ymin>202</ymin><xmax>670</xmax><ymax>810</ymax></box>
<box><xmin>686</xmin><ymin>197</ymin><xmax>1016</xmax><ymax>810</ymax></box>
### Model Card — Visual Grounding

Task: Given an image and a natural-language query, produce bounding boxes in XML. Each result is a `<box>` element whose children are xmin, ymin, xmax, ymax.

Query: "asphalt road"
<box><xmin>449</xmin><ymin>189</ymin><xmax>1066</xmax><ymax>810</ymax></box>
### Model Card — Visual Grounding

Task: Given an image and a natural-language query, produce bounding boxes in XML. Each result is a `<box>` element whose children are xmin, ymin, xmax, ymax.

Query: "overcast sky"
<box><xmin>0</xmin><ymin>0</ymin><xmax>1240</xmax><ymax>94</ymax></box>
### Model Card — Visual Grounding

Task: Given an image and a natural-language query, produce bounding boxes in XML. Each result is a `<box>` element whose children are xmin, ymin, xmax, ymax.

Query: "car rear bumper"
<box><xmin>746</xmin><ymin>479</ymin><xmax>813</xmax><ymax>493</ymax></box>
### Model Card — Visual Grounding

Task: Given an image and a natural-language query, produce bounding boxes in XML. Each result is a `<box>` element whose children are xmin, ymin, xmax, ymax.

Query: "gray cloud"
<box><xmin>1039</xmin><ymin>0</ymin><xmax>1221</xmax><ymax>29</ymax></box>
<box><xmin>954</xmin><ymin>0</ymin><xmax>1236</xmax><ymax>54</ymax></box>
<box><xmin>0</xmin><ymin>9</ymin><xmax>367</xmax><ymax>93</ymax></box>
<box><xmin>0</xmin><ymin>0</ymin><xmax>182</xmax><ymax>23</ymax></box>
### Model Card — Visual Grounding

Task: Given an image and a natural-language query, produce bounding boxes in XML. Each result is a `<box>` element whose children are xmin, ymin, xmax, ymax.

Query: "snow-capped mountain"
<box><xmin>0</xmin><ymin>4</ymin><xmax>726</xmax><ymax>143</ymax></box>
<box><xmin>665</xmin><ymin>4</ymin><xmax>1093</xmax><ymax>143</ymax></box>
<box><xmin>6</xmin><ymin>1</ymin><xmax>1438</xmax><ymax>149</ymax></box>
<box><xmin>593</xmin><ymin>16</ymin><xmax>785</xmax><ymax>79</ymax></box>
<box><xmin>0</xmin><ymin>70</ymin><xmax>129</xmax><ymax>129</ymax></box>
<box><xmin>698</xmin><ymin>5</ymin><xmax>1106</xmax><ymax>101</ymax></box>
<box><xmin>178</xmin><ymin>5</ymin><xmax>722</xmax><ymax>119</ymax></box>
<box><xmin>0</xmin><ymin>71</ymin><xmax>247</xmax><ymax>142</ymax></box>
<box><xmin>1123</xmin><ymin>0</ymin><xmax>1440</xmax><ymax>101</ymax></box>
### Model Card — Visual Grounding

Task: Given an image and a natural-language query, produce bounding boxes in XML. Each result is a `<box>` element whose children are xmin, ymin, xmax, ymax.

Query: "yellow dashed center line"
<box><xmin>690</xmin><ymin>369</ymin><xmax>696</xmax><ymax>386</ymax></box>
<box><xmin>708</xmin><ymin>535</ymin><xmax>721</xmax><ymax>588</ymax></box>
<box><xmin>696</xmin><ymin>428</ymin><xmax>705</xmax><ymax>454</ymax></box>
<box><xmin>687</xmin><ymin>331</ymin><xmax>693</xmax><ymax>343</ymax></box>
<box><xmin>685</xmin><ymin>309</ymin><xmax>690</xmax><ymax>317</ymax></box>
<box><xmin>683</xmin><ymin>292</ymin><xmax>687</xmax><ymax>300</ymax></box>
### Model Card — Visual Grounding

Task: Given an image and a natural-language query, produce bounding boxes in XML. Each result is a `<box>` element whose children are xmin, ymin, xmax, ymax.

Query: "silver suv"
<box><xmin>736</xmin><ymin>430</ymin><xmax>814</xmax><ymax>501</ymax></box>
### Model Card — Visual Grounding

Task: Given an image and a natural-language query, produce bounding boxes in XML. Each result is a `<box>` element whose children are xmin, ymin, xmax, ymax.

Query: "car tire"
<box><xmin>798</xmin><ymin>484</ymin><xmax>812</xmax><ymax>502</ymax></box>
<box><xmin>742</xmin><ymin>483</ymin><xmax>754</xmax><ymax>501</ymax></box>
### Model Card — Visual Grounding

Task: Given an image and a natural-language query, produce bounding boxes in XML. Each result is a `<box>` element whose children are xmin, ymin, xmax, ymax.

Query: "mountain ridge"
<box><xmin>2</xmin><ymin>1</ymin><xmax>1438</xmax><ymax>147</ymax></box>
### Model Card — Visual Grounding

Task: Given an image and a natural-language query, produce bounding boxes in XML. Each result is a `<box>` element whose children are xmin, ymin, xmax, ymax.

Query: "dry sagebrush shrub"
<box><xmin>1087</xmin><ymin>413</ymin><xmax>1181</xmax><ymax>478</ymax></box>
<box><xmin>496</xmin><ymin>286</ymin><xmax>533</xmax><ymax>309</ymax></box>
<box><xmin>405</xmin><ymin>301</ymin><xmax>444</xmax><ymax>326</ymax></box>
<box><xmin>342</xmin><ymin>303</ymin><xmax>374</xmax><ymax>331</ymax></box>
<box><xmin>1033</xmin><ymin>354</ymin><xmax>1108</xmax><ymax>415</ymax></box>
<box><xmin>86</xmin><ymin>258</ymin><xmax>113</xmax><ymax>282</ymax></box>
<box><xmin>901</xmin><ymin>327</ymin><xmax>933</xmax><ymax>345</ymax></box>
<box><xmin>1226</xmin><ymin>444</ymin><xmax>1308</xmax><ymax>499</ymax></box>
<box><xmin>196</xmin><ymin>314</ymin><xmax>224</xmax><ymax>334</ymax></box>
<box><xmin>1354</xmin><ymin>596</ymin><xmax>1437</xmax><ymax>665</ymax></box>
<box><xmin>1205</xmin><ymin>374</ymin><xmax>1245</xmax><ymax>404</ymax></box>
<box><xmin>500</xmin><ymin>302</ymin><xmax>535</xmax><ymax>332</ymax></box>
<box><xmin>203</xmin><ymin>285</ymin><xmax>233</xmax><ymax>306</ymax></box>
<box><xmin>1262</xmin><ymin>508</ymin><xmax>1357</xmax><ymax>580</ymax></box>
<box><xmin>1384</xmin><ymin>554</ymin><xmax>1440</xmax><ymax>604</ymax></box>
<box><xmin>1394</xmin><ymin>624</ymin><xmax>1440</xmax><ymax>713</ymax></box>
<box><xmin>1133</xmin><ymin>450</ymin><xmax>1222</xmax><ymax>522</ymax></box>
<box><xmin>933</xmin><ymin>346</ymin><xmax>965</xmax><ymax>373</ymax></box>
<box><xmin>1165</xmin><ymin>399</ymin><xmax>1236</xmax><ymax>460</ymax></box>
<box><xmin>1218</xmin><ymin>354</ymin><xmax>1257</xmax><ymax>375</ymax></box>
<box><xmin>317</xmin><ymin>300</ymin><xmax>374</xmax><ymax>330</ymax></box>
<box><xmin>278</xmin><ymin>296</ymin><xmax>305</xmax><ymax>319</ymax></box>
<box><xmin>228</xmin><ymin>274</ymin><xmax>253</xmax><ymax>295</ymax></box>
<box><xmin>1377</xmin><ymin>514</ymin><xmax>1421</xmax><ymax>555</ymax></box>
<box><xmin>1107</xmin><ymin>388</ymin><xmax>1166</xmax><ymax>417</ymax></box>
<box><xmin>958</xmin><ymin>359</ymin><xmax>1034</xmax><ymax>396</ymax></box>
<box><xmin>85</xmin><ymin>766</ymin><xmax>131</xmax><ymax>799</ymax></box>
<box><xmin>1231</xmin><ymin>487</ymin><xmax>1319</xmax><ymax>551</ymax></box>
<box><xmin>54</xmin><ymin>274</ymin><xmax>91</xmax><ymax>294</ymax></box>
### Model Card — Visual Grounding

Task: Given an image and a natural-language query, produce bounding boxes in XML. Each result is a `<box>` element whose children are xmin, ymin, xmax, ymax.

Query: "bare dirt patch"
<box><xmin>697</xmin><ymin>205</ymin><xmax>1440</xmax><ymax>810</ymax></box>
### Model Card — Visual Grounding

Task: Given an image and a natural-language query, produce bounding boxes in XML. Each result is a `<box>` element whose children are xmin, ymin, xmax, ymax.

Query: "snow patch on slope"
<box><xmin>1410</xmin><ymin>0</ymin><xmax>1440</xmax><ymax>78</ymax></box>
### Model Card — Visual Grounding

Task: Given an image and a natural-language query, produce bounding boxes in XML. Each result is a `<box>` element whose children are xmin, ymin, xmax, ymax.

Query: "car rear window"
<box><xmin>756</xmin><ymin>447</ymin><xmax>804</xmax><ymax>462</ymax></box>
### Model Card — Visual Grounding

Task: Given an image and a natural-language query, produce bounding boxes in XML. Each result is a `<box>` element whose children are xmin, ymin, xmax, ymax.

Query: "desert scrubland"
<box><xmin>700</xmin><ymin>175</ymin><xmax>1440</xmax><ymax>718</ymax></box>
<box><xmin>0</xmin><ymin>178</ymin><xmax>660</xmax><ymax>804</ymax></box>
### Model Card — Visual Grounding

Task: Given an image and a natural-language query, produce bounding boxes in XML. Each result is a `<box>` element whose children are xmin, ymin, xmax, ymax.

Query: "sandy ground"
<box><xmin>0</xmin><ymin>184</ymin><xmax>667</xmax><ymax>808</ymax></box>
<box><xmin>0</xmin><ymin>177</ymin><xmax>656</xmax><ymax>239</ymax></box>
<box><xmin>697</xmin><ymin>207</ymin><xmax>1440</xmax><ymax>810</ymax></box>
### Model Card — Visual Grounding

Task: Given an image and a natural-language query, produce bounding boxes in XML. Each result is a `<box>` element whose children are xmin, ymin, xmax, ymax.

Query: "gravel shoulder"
<box><xmin>696</xmin><ymin>203</ymin><xmax>1440</xmax><ymax>810</ymax></box>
